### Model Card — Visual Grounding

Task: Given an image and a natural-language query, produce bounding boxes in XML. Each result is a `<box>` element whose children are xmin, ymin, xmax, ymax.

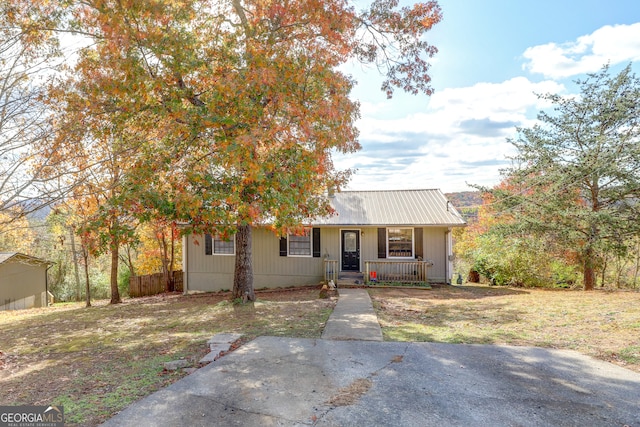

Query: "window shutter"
<box><xmin>312</xmin><ymin>228</ymin><xmax>321</xmax><ymax>257</ymax></box>
<box><xmin>377</xmin><ymin>228</ymin><xmax>387</xmax><ymax>259</ymax></box>
<box><xmin>279</xmin><ymin>236</ymin><xmax>288</xmax><ymax>256</ymax></box>
<box><xmin>415</xmin><ymin>228</ymin><xmax>423</xmax><ymax>259</ymax></box>
<box><xmin>205</xmin><ymin>233</ymin><xmax>212</xmax><ymax>255</ymax></box>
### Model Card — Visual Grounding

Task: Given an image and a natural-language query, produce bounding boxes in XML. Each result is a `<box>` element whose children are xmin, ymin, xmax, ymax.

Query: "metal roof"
<box><xmin>314</xmin><ymin>189</ymin><xmax>466</xmax><ymax>226</ymax></box>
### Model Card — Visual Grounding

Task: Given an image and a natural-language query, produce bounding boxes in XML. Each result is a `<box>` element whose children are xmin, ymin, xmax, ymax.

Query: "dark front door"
<box><xmin>341</xmin><ymin>230</ymin><xmax>360</xmax><ymax>271</ymax></box>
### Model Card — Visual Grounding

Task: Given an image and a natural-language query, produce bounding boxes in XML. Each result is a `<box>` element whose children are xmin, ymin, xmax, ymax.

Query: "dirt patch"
<box><xmin>326</xmin><ymin>378</ymin><xmax>373</xmax><ymax>406</ymax></box>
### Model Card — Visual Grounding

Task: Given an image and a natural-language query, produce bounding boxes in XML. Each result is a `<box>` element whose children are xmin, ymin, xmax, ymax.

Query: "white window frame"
<box><xmin>387</xmin><ymin>227</ymin><xmax>414</xmax><ymax>259</ymax></box>
<box><xmin>213</xmin><ymin>235</ymin><xmax>235</xmax><ymax>255</ymax></box>
<box><xmin>288</xmin><ymin>228</ymin><xmax>313</xmax><ymax>257</ymax></box>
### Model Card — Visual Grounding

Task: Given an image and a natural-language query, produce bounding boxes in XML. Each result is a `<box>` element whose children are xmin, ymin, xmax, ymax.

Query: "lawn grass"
<box><xmin>369</xmin><ymin>284</ymin><xmax>640</xmax><ymax>372</ymax></box>
<box><xmin>0</xmin><ymin>288</ymin><xmax>335</xmax><ymax>426</ymax></box>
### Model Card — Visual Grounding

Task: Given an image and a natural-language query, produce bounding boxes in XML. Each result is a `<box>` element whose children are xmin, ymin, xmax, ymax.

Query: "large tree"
<box><xmin>31</xmin><ymin>0</ymin><xmax>441</xmax><ymax>301</ymax></box>
<box><xmin>490</xmin><ymin>64</ymin><xmax>640</xmax><ymax>290</ymax></box>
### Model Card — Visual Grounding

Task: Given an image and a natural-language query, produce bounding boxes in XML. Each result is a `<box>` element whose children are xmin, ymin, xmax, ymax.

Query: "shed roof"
<box><xmin>0</xmin><ymin>252</ymin><xmax>52</xmax><ymax>266</ymax></box>
<box><xmin>314</xmin><ymin>189</ymin><xmax>466</xmax><ymax>226</ymax></box>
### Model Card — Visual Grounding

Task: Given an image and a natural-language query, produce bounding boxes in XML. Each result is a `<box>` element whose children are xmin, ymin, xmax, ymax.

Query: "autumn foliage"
<box><xmin>13</xmin><ymin>0</ymin><xmax>442</xmax><ymax>301</ymax></box>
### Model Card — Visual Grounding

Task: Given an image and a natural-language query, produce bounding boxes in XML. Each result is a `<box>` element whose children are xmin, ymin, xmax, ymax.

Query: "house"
<box><xmin>182</xmin><ymin>189</ymin><xmax>466</xmax><ymax>292</ymax></box>
<box><xmin>0</xmin><ymin>253</ymin><xmax>53</xmax><ymax>311</ymax></box>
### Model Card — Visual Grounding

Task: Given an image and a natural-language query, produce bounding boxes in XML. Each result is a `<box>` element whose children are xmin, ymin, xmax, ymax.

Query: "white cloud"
<box><xmin>337</xmin><ymin>78</ymin><xmax>565</xmax><ymax>192</ymax></box>
<box><xmin>522</xmin><ymin>23</ymin><xmax>640</xmax><ymax>79</ymax></box>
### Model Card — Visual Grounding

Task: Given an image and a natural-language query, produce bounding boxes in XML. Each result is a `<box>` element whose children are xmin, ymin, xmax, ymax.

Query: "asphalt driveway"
<box><xmin>102</xmin><ymin>336</ymin><xmax>640</xmax><ymax>426</ymax></box>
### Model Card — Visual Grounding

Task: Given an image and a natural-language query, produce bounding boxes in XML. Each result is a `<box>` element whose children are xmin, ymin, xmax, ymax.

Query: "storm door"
<box><xmin>341</xmin><ymin>230</ymin><xmax>360</xmax><ymax>271</ymax></box>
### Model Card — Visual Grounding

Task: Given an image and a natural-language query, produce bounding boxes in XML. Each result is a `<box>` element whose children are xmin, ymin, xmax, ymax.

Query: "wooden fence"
<box><xmin>129</xmin><ymin>271</ymin><xmax>184</xmax><ymax>297</ymax></box>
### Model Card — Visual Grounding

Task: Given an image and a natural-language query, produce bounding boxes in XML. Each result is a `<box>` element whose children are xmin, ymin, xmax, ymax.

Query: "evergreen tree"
<box><xmin>491</xmin><ymin>64</ymin><xmax>640</xmax><ymax>290</ymax></box>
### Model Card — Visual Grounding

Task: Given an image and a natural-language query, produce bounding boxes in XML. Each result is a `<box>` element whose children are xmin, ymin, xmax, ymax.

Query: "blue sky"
<box><xmin>336</xmin><ymin>0</ymin><xmax>640</xmax><ymax>193</ymax></box>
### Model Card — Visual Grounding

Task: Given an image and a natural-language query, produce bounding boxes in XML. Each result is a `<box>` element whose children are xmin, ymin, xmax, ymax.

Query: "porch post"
<box><xmin>446</xmin><ymin>228</ymin><xmax>453</xmax><ymax>285</ymax></box>
<box><xmin>182</xmin><ymin>234</ymin><xmax>189</xmax><ymax>295</ymax></box>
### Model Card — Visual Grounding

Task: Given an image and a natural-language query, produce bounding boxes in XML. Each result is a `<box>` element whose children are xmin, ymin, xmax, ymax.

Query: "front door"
<box><xmin>341</xmin><ymin>230</ymin><xmax>360</xmax><ymax>271</ymax></box>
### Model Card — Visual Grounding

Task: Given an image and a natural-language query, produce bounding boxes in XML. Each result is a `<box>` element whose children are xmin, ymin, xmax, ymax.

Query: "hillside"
<box><xmin>445</xmin><ymin>191</ymin><xmax>482</xmax><ymax>223</ymax></box>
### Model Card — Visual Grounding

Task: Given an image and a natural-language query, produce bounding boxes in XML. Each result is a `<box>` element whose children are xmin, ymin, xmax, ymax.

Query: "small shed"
<box><xmin>0</xmin><ymin>253</ymin><xmax>53</xmax><ymax>311</ymax></box>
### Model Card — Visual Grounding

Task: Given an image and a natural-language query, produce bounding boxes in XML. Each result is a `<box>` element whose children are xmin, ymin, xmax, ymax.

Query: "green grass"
<box><xmin>619</xmin><ymin>346</ymin><xmax>640</xmax><ymax>364</ymax></box>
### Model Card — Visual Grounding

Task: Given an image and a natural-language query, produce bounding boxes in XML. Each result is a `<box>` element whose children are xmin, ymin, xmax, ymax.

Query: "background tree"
<box><xmin>454</xmin><ymin>186</ymin><xmax>579</xmax><ymax>287</ymax></box>
<box><xmin>133</xmin><ymin>220</ymin><xmax>182</xmax><ymax>291</ymax></box>
<box><xmin>41</xmin><ymin>126</ymin><xmax>139</xmax><ymax>304</ymax></box>
<box><xmin>0</xmin><ymin>211</ymin><xmax>35</xmax><ymax>252</ymax></box>
<box><xmin>0</xmin><ymin>1</ymin><xmax>80</xmax><ymax>228</ymax></box>
<box><xmin>485</xmin><ymin>64</ymin><xmax>640</xmax><ymax>290</ymax></box>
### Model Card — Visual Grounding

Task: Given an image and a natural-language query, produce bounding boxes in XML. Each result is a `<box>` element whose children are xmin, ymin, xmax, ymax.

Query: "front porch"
<box><xmin>324</xmin><ymin>259</ymin><xmax>433</xmax><ymax>287</ymax></box>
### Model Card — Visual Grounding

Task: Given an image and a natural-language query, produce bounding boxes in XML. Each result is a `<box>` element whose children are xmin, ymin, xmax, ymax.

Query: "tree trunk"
<box><xmin>233</xmin><ymin>224</ymin><xmax>255</xmax><ymax>301</ymax></box>
<box><xmin>169</xmin><ymin>222</ymin><xmax>175</xmax><ymax>290</ymax></box>
<box><xmin>583</xmin><ymin>246</ymin><xmax>595</xmax><ymax>291</ymax></box>
<box><xmin>70</xmin><ymin>227</ymin><xmax>82</xmax><ymax>301</ymax></box>
<box><xmin>83</xmin><ymin>248</ymin><xmax>91</xmax><ymax>308</ymax></box>
<box><xmin>156</xmin><ymin>225</ymin><xmax>175</xmax><ymax>292</ymax></box>
<box><xmin>119</xmin><ymin>244</ymin><xmax>136</xmax><ymax>277</ymax></box>
<box><xmin>600</xmin><ymin>252</ymin><xmax>607</xmax><ymax>288</ymax></box>
<box><xmin>110</xmin><ymin>241</ymin><xmax>121</xmax><ymax>304</ymax></box>
<box><xmin>633</xmin><ymin>238</ymin><xmax>640</xmax><ymax>288</ymax></box>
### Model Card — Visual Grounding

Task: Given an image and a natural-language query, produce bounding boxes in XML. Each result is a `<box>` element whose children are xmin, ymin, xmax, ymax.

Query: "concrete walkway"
<box><xmin>321</xmin><ymin>288</ymin><xmax>383</xmax><ymax>341</ymax></box>
<box><xmin>101</xmin><ymin>289</ymin><xmax>640</xmax><ymax>427</ymax></box>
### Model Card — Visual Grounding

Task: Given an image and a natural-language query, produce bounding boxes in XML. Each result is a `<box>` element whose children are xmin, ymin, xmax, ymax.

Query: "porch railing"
<box><xmin>364</xmin><ymin>260</ymin><xmax>432</xmax><ymax>285</ymax></box>
<box><xmin>323</xmin><ymin>259</ymin><xmax>338</xmax><ymax>284</ymax></box>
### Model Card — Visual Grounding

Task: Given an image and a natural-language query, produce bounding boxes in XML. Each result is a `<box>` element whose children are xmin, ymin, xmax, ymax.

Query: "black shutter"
<box><xmin>205</xmin><ymin>233</ymin><xmax>212</xmax><ymax>255</ymax></box>
<box><xmin>415</xmin><ymin>227</ymin><xmax>423</xmax><ymax>259</ymax></box>
<box><xmin>377</xmin><ymin>228</ymin><xmax>387</xmax><ymax>259</ymax></box>
<box><xmin>312</xmin><ymin>228</ymin><xmax>321</xmax><ymax>257</ymax></box>
<box><xmin>279</xmin><ymin>236</ymin><xmax>288</xmax><ymax>256</ymax></box>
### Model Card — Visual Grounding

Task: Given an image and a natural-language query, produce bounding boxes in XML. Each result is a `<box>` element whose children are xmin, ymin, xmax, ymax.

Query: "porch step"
<box><xmin>337</xmin><ymin>271</ymin><xmax>365</xmax><ymax>286</ymax></box>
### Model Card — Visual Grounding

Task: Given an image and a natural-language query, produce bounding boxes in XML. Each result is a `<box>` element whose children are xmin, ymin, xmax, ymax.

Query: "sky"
<box><xmin>335</xmin><ymin>0</ymin><xmax>640</xmax><ymax>193</ymax></box>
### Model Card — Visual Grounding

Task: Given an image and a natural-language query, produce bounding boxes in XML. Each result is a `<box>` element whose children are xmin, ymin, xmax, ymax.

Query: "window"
<box><xmin>288</xmin><ymin>229</ymin><xmax>312</xmax><ymax>256</ymax></box>
<box><xmin>387</xmin><ymin>228</ymin><xmax>413</xmax><ymax>258</ymax></box>
<box><xmin>214</xmin><ymin>237</ymin><xmax>235</xmax><ymax>255</ymax></box>
<box><xmin>205</xmin><ymin>233</ymin><xmax>235</xmax><ymax>255</ymax></box>
<box><xmin>280</xmin><ymin>228</ymin><xmax>321</xmax><ymax>257</ymax></box>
